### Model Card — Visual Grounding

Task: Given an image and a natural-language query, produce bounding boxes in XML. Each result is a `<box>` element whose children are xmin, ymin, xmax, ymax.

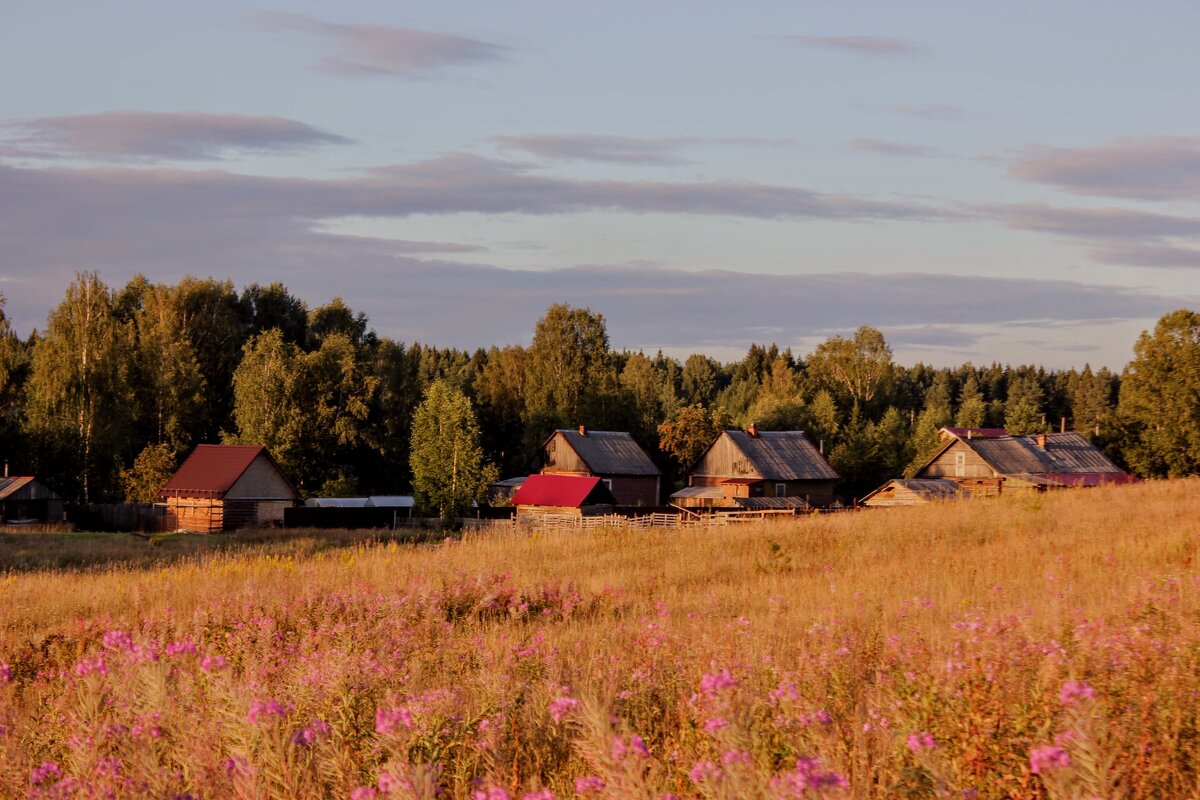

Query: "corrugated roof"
<box><xmin>306</xmin><ymin>497</ymin><xmax>370</xmax><ymax>508</ymax></box>
<box><xmin>1023</xmin><ymin>432</ymin><xmax>1125</xmax><ymax>474</ymax></box>
<box><xmin>670</xmin><ymin>486</ymin><xmax>726</xmax><ymax>499</ymax></box>
<box><xmin>513</xmin><ymin>474</ymin><xmax>614</xmax><ymax>507</ymax></box>
<box><xmin>366</xmin><ymin>496</ymin><xmax>416</xmax><ymax>508</ymax></box>
<box><xmin>553</xmin><ymin>430</ymin><xmax>661</xmax><ymax>476</ymax></box>
<box><xmin>968</xmin><ymin>437</ymin><xmax>1053</xmax><ymax>474</ymax></box>
<box><xmin>960</xmin><ymin>432</ymin><xmax>1126</xmax><ymax>477</ymax></box>
<box><xmin>160</xmin><ymin>444</ymin><xmax>267</xmax><ymax>498</ymax></box>
<box><xmin>733</xmin><ymin>496</ymin><xmax>811</xmax><ymax>510</ymax></box>
<box><xmin>894</xmin><ymin>478</ymin><xmax>963</xmax><ymax>496</ymax></box>
<box><xmin>724</xmin><ymin>431</ymin><xmax>840</xmax><ymax>481</ymax></box>
<box><xmin>0</xmin><ymin>477</ymin><xmax>36</xmax><ymax>501</ymax></box>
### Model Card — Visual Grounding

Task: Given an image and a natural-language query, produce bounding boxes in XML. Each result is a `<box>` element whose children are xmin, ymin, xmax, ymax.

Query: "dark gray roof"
<box><xmin>733</xmin><ymin>496</ymin><xmax>811</xmax><ymax>510</ymax></box>
<box><xmin>0</xmin><ymin>477</ymin><xmax>60</xmax><ymax>502</ymax></box>
<box><xmin>893</xmin><ymin>478</ymin><xmax>963</xmax><ymax>497</ymax></box>
<box><xmin>965</xmin><ymin>432</ymin><xmax>1123</xmax><ymax>476</ymax></box>
<box><xmin>556</xmin><ymin>430</ymin><xmax>661</xmax><ymax>476</ymax></box>
<box><xmin>725</xmin><ymin>430</ymin><xmax>840</xmax><ymax>481</ymax></box>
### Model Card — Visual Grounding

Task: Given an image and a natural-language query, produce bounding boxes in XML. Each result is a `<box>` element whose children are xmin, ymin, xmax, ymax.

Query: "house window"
<box><xmin>954</xmin><ymin>452</ymin><xmax>966</xmax><ymax>477</ymax></box>
<box><xmin>775</xmin><ymin>482</ymin><xmax>787</xmax><ymax>497</ymax></box>
<box><xmin>602</xmin><ymin>479</ymin><xmax>613</xmax><ymax>491</ymax></box>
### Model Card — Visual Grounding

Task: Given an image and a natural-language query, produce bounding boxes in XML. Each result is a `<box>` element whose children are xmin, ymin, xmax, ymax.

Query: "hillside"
<box><xmin>2</xmin><ymin>480</ymin><xmax>1198</xmax><ymax>798</ymax></box>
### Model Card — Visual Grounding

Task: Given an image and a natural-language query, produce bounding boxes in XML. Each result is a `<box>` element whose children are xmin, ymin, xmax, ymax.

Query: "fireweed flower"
<box><xmin>375</xmin><ymin>706</ymin><xmax>414</xmax><ymax>734</ymax></box>
<box><xmin>165</xmin><ymin>641</ymin><xmax>198</xmax><ymax>657</ymax></box>
<box><xmin>699</xmin><ymin>669</ymin><xmax>737</xmax><ymax>695</ymax></box>
<box><xmin>292</xmin><ymin>719</ymin><xmax>332</xmax><ymax>747</ymax></box>
<box><xmin>522</xmin><ymin>791</ymin><xmax>555</xmax><ymax>800</ymax></box>
<box><xmin>771</xmin><ymin>757</ymin><xmax>848</xmax><ymax>793</ymax></box>
<box><xmin>1059</xmin><ymin>680</ymin><xmax>1097</xmax><ymax>706</ymax></box>
<box><xmin>703</xmin><ymin>717</ymin><xmax>729</xmax><ymax>733</ymax></box>
<box><xmin>200</xmin><ymin>654</ymin><xmax>227</xmax><ymax>672</ymax></box>
<box><xmin>0</xmin><ymin>662</ymin><xmax>10</xmax><ymax>683</ymax></box>
<box><xmin>32</xmin><ymin>761</ymin><xmax>62</xmax><ymax>785</ymax></box>
<box><xmin>689</xmin><ymin>760</ymin><xmax>723</xmax><ymax>784</ymax></box>
<box><xmin>1029</xmin><ymin>745</ymin><xmax>1071</xmax><ymax>774</ymax></box>
<box><xmin>548</xmin><ymin>693</ymin><xmax>579</xmax><ymax>723</ymax></box>
<box><xmin>102</xmin><ymin>630</ymin><xmax>134</xmax><ymax>651</ymax></box>
<box><xmin>350</xmin><ymin>789</ymin><xmax>377</xmax><ymax>800</ymax></box>
<box><xmin>575</xmin><ymin>775</ymin><xmax>605</xmax><ymax>794</ymax></box>
<box><xmin>472</xmin><ymin>787</ymin><xmax>511</xmax><ymax>800</ymax></box>
<box><xmin>907</xmin><ymin>732</ymin><xmax>937</xmax><ymax>753</ymax></box>
<box><xmin>722</xmin><ymin>749</ymin><xmax>752</xmax><ymax>766</ymax></box>
<box><xmin>247</xmin><ymin>699</ymin><xmax>288</xmax><ymax>724</ymax></box>
<box><xmin>73</xmin><ymin>655</ymin><xmax>108</xmax><ymax>677</ymax></box>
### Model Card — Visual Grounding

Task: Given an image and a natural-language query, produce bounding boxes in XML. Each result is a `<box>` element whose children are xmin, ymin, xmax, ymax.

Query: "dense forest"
<box><xmin>1</xmin><ymin>272</ymin><xmax>1197</xmax><ymax>504</ymax></box>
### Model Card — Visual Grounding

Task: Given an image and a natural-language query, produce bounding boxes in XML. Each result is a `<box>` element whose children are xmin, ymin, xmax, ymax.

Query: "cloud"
<box><xmin>253</xmin><ymin>12</ymin><xmax>507</xmax><ymax>77</ymax></box>
<box><xmin>1010</xmin><ymin>136</ymin><xmax>1200</xmax><ymax>200</ymax></box>
<box><xmin>892</xmin><ymin>104</ymin><xmax>969</xmax><ymax>121</ymax></box>
<box><xmin>770</xmin><ymin>35</ymin><xmax>923</xmax><ymax>56</ymax></box>
<box><xmin>1</xmin><ymin>111</ymin><xmax>351</xmax><ymax>162</ymax></box>
<box><xmin>494</xmin><ymin>135</ymin><xmax>686</xmax><ymax>165</ymax></box>
<box><xmin>1088</xmin><ymin>242</ymin><xmax>1200</xmax><ymax>269</ymax></box>
<box><xmin>851</xmin><ymin>139</ymin><xmax>944</xmax><ymax>158</ymax></box>
<box><xmin>988</xmin><ymin>203</ymin><xmax>1200</xmax><ymax>240</ymax></box>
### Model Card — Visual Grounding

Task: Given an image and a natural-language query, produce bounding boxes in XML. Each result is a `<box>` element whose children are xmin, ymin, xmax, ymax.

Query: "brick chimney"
<box><xmin>1035</xmin><ymin>433</ymin><xmax>1047</xmax><ymax>449</ymax></box>
<box><xmin>747</xmin><ymin>423</ymin><xmax>759</xmax><ymax>438</ymax></box>
<box><xmin>578</xmin><ymin>425</ymin><xmax>588</xmax><ymax>437</ymax></box>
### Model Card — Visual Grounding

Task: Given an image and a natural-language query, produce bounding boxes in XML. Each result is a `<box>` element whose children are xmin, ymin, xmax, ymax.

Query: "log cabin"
<box><xmin>511</xmin><ymin>473</ymin><xmax>616</xmax><ymax>523</ymax></box>
<box><xmin>539</xmin><ymin>427</ymin><xmax>661</xmax><ymax>506</ymax></box>
<box><xmin>159</xmin><ymin>444</ymin><xmax>297</xmax><ymax>533</ymax></box>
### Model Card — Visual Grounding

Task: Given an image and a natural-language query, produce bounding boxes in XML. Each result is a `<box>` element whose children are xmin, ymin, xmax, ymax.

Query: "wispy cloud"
<box><xmin>1</xmin><ymin>111</ymin><xmax>350</xmax><ymax>162</ymax></box>
<box><xmin>892</xmin><ymin>104</ymin><xmax>969</xmax><ymax>121</ymax></box>
<box><xmin>769</xmin><ymin>35</ymin><xmax>924</xmax><ymax>57</ymax></box>
<box><xmin>1010</xmin><ymin>136</ymin><xmax>1200</xmax><ymax>201</ymax></box>
<box><xmin>494</xmin><ymin>134</ymin><xmax>686</xmax><ymax>165</ymax></box>
<box><xmin>851</xmin><ymin>138</ymin><xmax>944</xmax><ymax>158</ymax></box>
<box><xmin>252</xmin><ymin>12</ymin><xmax>507</xmax><ymax>77</ymax></box>
<box><xmin>989</xmin><ymin>203</ymin><xmax>1200</xmax><ymax>240</ymax></box>
<box><xmin>1088</xmin><ymin>242</ymin><xmax>1200</xmax><ymax>269</ymax></box>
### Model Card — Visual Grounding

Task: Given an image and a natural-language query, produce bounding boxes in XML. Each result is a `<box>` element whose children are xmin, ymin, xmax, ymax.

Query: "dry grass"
<box><xmin>1</xmin><ymin>480</ymin><xmax>1198</xmax><ymax>798</ymax></box>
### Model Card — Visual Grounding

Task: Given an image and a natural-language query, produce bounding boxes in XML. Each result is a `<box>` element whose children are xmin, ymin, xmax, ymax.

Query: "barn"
<box><xmin>913</xmin><ymin>428</ymin><xmax>1137</xmax><ymax>494</ymax></box>
<box><xmin>0</xmin><ymin>477</ymin><xmax>64</xmax><ymax>524</ymax></box>
<box><xmin>512</xmin><ymin>474</ymin><xmax>616</xmax><ymax>523</ymax></box>
<box><xmin>160</xmin><ymin>444</ymin><xmax>298</xmax><ymax>533</ymax></box>
<box><xmin>679</xmin><ymin>426</ymin><xmax>840</xmax><ymax>509</ymax></box>
<box><xmin>539</xmin><ymin>427</ymin><xmax>661</xmax><ymax>506</ymax></box>
<box><xmin>861</xmin><ymin>478</ymin><xmax>964</xmax><ymax>508</ymax></box>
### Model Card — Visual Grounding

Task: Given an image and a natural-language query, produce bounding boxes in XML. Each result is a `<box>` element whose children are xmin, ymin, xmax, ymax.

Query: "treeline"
<box><xmin>0</xmin><ymin>272</ymin><xmax>1196</xmax><ymax>504</ymax></box>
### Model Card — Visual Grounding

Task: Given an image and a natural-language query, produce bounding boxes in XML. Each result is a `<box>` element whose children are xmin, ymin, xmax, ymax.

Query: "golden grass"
<box><xmin>1</xmin><ymin>479</ymin><xmax>1198</xmax><ymax>799</ymax></box>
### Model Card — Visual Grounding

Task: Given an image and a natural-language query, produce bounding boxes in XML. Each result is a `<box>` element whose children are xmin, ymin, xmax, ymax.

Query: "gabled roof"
<box><xmin>732</xmin><ymin>496</ymin><xmax>811</xmax><ymax>510</ymax></box>
<box><xmin>920</xmin><ymin>430</ymin><xmax>1130</xmax><ymax>482</ymax></box>
<box><xmin>861</xmin><ymin>478</ymin><xmax>963</xmax><ymax>504</ymax></box>
<box><xmin>160</xmin><ymin>444</ymin><xmax>290</xmax><ymax>499</ymax></box>
<box><xmin>549</xmin><ymin>429</ymin><xmax>661</xmax><ymax>476</ymax></box>
<box><xmin>719</xmin><ymin>430</ymin><xmax>840</xmax><ymax>481</ymax></box>
<box><xmin>940</xmin><ymin>426</ymin><xmax>1009</xmax><ymax>440</ymax></box>
<box><xmin>0</xmin><ymin>477</ymin><xmax>60</xmax><ymax>501</ymax></box>
<box><xmin>513</xmin><ymin>474</ymin><xmax>615</xmax><ymax>508</ymax></box>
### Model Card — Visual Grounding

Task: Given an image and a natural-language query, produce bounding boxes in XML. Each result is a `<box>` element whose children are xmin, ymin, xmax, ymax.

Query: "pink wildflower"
<box><xmin>375</xmin><ymin>706</ymin><xmax>414</xmax><ymax>734</ymax></box>
<box><xmin>1059</xmin><ymin>680</ymin><xmax>1097</xmax><ymax>706</ymax></box>
<box><xmin>350</xmin><ymin>789</ymin><xmax>378</xmax><ymax>800</ymax></box>
<box><xmin>0</xmin><ymin>662</ymin><xmax>10</xmax><ymax>683</ymax></box>
<box><xmin>472</xmin><ymin>787</ymin><xmax>511</xmax><ymax>800</ymax></box>
<box><xmin>629</xmin><ymin>734</ymin><xmax>650</xmax><ymax>757</ymax></box>
<box><xmin>247</xmin><ymin>698</ymin><xmax>288</xmax><ymax>724</ymax></box>
<box><xmin>522</xmin><ymin>791</ymin><xmax>555</xmax><ymax>800</ymax></box>
<box><xmin>722</xmin><ymin>749</ymin><xmax>752</xmax><ymax>766</ymax></box>
<box><xmin>574</xmin><ymin>775</ymin><xmax>605</xmax><ymax>794</ymax></box>
<box><xmin>73</xmin><ymin>655</ymin><xmax>108</xmax><ymax>677</ymax></box>
<box><xmin>200</xmin><ymin>654</ymin><xmax>226</xmax><ymax>672</ymax></box>
<box><xmin>165</xmin><ymin>640</ymin><xmax>197</xmax><ymax>657</ymax></box>
<box><xmin>699</xmin><ymin>669</ymin><xmax>737</xmax><ymax>695</ymax></box>
<box><xmin>1029</xmin><ymin>745</ymin><xmax>1070</xmax><ymax>774</ymax></box>
<box><xmin>689</xmin><ymin>760</ymin><xmax>723</xmax><ymax>784</ymax></box>
<box><xmin>704</xmin><ymin>716</ymin><xmax>729</xmax><ymax>733</ymax></box>
<box><xmin>549</xmin><ymin>694</ymin><xmax>579</xmax><ymax>723</ymax></box>
<box><xmin>32</xmin><ymin>761</ymin><xmax>62</xmax><ymax>785</ymax></box>
<box><xmin>102</xmin><ymin>630</ymin><xmax>134</xmax><ymax>651</ymax></box>
<box><xmin>771</xmin><ymin>757</ymin><xmax>848</xmax><ymax>793</ymax></box>
<box><xmin>292</xmin><ymin>719</ymin><xmax>332</xmax><ymax>747</ymax></box>
<box><xmin>907</xmin><ymin>732</ymin><xmax>937</xmax><ymax>753</ymax></box>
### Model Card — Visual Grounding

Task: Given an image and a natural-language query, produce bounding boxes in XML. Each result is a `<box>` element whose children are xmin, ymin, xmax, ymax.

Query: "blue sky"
<box><xmin>2</xmin><ymin>2</ymin><xmax>1198</xmax><ymax>368</ymax></box>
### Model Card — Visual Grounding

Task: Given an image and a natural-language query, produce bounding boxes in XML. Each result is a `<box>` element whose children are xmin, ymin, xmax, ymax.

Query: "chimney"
<box><xmin>1060</xmin><ymin>417</ymin><xmax>1067</xmax><ymax>433</ymax></box>
<box><xmin>967</xmin><ymin>429</ymin><xmax>973</xmax><ymax>440</ymax></box>
<box><xmin>578</xmin><ymin>425</ymin><xmax>588</xmax><ymax>437</ymax></box>
<box><xmin>2</xmin><ymin>461</ymin><xmax>6</xmax><ymax>478</ymax></box>
<box><xmin>747</xmin><ymin>423</ymin><xmax>759</xmax><ymax>438</ymax></box>
<box><xmin>1036</xmin><ymin>433</ymin><xmax>1047</xmax><ymax>449</ymax></box>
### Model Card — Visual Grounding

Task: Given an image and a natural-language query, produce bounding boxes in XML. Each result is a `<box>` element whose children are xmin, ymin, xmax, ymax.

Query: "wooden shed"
<box><xmin>539</xmin><ymin>427</ymin><xmax>661</xmax><ymax>506</ymax></box>
<box><xmin>0</xmin><ymin>477</ymin><xmax>64</xmax><ymax>524</ymax></box>
<box><xmin>914</xmin><ymin>428</ymin><xmax>1137</xmax><ymax>494</ymax></box>
<box><xmin>159</xmin><ymin>445</ymin><xmax>297</xmax><ymax>533</ymax></box>
<box><xmin>512</xmin><ymin>474</ymin><xmax>616</xmax><ymax>523</ymax></box>
<box><xmin>682</xmin><ymin>426</ymin><xmax>840</xmax><ymax>508</ymax></box>
<box><xmin>861</xmin><ymin>478</ymin><xmax>964</xmax><ymax>508</ymax></box>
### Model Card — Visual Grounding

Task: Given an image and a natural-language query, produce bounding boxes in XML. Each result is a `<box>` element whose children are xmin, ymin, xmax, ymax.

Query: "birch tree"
<box><xmin>410</xmin><ymin>379</ymin><xmax>496</xmax><ymax>521</ymax></box>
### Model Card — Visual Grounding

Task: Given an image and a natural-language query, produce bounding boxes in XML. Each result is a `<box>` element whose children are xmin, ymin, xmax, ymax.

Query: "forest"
<box><xmin>0</xmin><ymin>272</ymin><xmax>1196</xmax><ymax>505</ymax></box>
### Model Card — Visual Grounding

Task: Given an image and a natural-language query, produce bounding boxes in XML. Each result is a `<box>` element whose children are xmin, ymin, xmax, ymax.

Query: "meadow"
<box><xmin>1</xmin><ymin>480</ymin><xmax>1198</xmax><ymax>799</ymax></box>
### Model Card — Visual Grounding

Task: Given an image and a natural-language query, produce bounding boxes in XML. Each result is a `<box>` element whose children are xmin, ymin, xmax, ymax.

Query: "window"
<box><xmin>954</xmin><ymin>452</ymin><xmax>966</xmax><ymax>477</ymax></box>
<box><xmin>602</xmin><ymin>479</ymin><xmax>613</xmax><ymax>491</ymax></box>
<box><xmin>775</xmin><ymin>482</ymin><xmax>787</xmax><ymax>497</ymax></box>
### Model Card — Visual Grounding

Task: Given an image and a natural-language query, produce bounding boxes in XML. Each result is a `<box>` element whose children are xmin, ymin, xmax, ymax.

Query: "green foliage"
<box><xmin>657</xmin><ymin>404</ymin><xmax>732</xmax><ymax>472</ymax></box>
<box><xmin>410</xmin><ymin>380</ymin><xmax>498</xmax><ymax>520</ymax></box>
<box><xmin>1117</xmin><ymin>309</ymin><xmax>1200</xmax><ymax>477</ymax></box>
<box><xmin>120</xmin><ymin>442</ymin><xmax>178</xmax><ymax>503</ymax></box>
<box><xmin>681</xmin><ymin>354</ymin><xmax>720</xmax><ymax>406</ymax></box>
<box><xmin>955</xmin><ymin>373</ymin><xmax>987</xmax><ymax>429</ymax></box>
<box><xmin>1004</xmin><ymin>373</ymin><xmax>1047</xmax><ymax>435</ymax></box>
<box><xmin>807</xmin><ymin>325</ymin><xmax>894</xmax><ymax>411</ymax></box>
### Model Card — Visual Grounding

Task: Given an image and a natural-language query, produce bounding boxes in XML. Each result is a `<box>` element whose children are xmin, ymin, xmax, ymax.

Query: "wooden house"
<box><xmin>913</xmin><ymin>428</ymin><xmax>1137</xmax><ymax>494</ymax></box>
<box><xmin>512</xmin><ymin>474</ymin><xmax>616</xmax><ymax>523</ymax></box>
<box><xmin>861</xmin><ymin>478</ymin><xmax>964</xmax><ymax>508</ymax></box>
<box><xmin>539</xmin><ymin>427</ymin><xmax>661</xmax><ymax>506</ymax></box>
<box><xmin>679</xmin><ymin>426</ymin><xmax>840</xmax><ymax>509</ymax></box>
<box><xmin>0</xmin><ymin>477</ymin><xmax>64</xmax><ymax>524</ymax></box>
<box><xmin>159</xmin><ymin>445</ymin><xmax>297</xmax><ymax>533</ymax></box>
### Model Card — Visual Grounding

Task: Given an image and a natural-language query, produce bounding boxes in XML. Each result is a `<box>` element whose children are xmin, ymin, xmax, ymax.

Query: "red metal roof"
<box><xmin>513</xmin><ymin>474</ymin><xmax>610</xmax><ymax>508</ymax></box>
<box><xmin>160</xmin><ymin>444</ymin><xmax>268</xmax><ymax>499</ymax></box>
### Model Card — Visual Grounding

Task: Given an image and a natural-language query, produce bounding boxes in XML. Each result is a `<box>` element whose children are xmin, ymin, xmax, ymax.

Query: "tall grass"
<box><xmin>1</xmin><ymin>480</ymin><xmax>1197</xmax><ymax>798</ymax></box>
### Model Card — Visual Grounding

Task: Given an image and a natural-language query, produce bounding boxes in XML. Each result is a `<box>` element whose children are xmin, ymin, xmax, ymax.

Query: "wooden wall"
<box><xmin>917</xmin><ymin>441</ymin><xmax>996</xmax><ymax>479</ymax></box>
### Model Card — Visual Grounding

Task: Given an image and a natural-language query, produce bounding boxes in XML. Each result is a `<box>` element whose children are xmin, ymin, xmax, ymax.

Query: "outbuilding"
<box><xmin>512</xmin><ymin>473</ymin><xmax>616</xmax><ymax>523</ymax></box>
<box><xmin>539</xmin><ymin>427</ymin><xmax>661</xmax><ymax>506</ymax></box>
<box><xmin>681</xmin><ymin>426</ymin><xmax>840</xmax><ymax>508</ymax></box>
<box><xmin>0</xmin><ymin>477</ymin><xmax>64</xmax><ymax>524</ymax></box>
<box><xmin>160</xmin><ymin>444</ymin><xmax>297</xmax><ymax>532</ymax></box>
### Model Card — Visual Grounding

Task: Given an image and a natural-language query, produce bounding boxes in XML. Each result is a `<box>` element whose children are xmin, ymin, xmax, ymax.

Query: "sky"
<box><xmin>2</xmin><ymin>1</ymin><xmax>1199</xmax><ymax>369</ymax></box>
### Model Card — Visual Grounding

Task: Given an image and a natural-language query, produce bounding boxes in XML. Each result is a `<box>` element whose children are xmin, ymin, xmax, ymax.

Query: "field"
<box><xmin>1</xmin><ymin>481</ymin><xmax>1198</xmax><ymax>799</ymax></box>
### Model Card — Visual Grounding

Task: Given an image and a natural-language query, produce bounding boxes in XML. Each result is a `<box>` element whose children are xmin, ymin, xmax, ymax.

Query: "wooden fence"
<box><xmin>466</xmin><ymin>510</ymin><xmax>805</xmax><ymax>535</ymax></box>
